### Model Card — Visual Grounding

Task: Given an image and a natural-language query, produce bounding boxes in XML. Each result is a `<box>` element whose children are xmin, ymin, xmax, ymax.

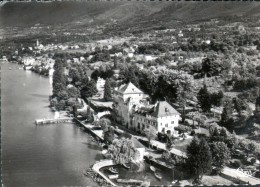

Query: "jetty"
<box><xmin>35</xmin><ymin>117</ymin><xmax>73</xmax><ymax>125</ymax></box>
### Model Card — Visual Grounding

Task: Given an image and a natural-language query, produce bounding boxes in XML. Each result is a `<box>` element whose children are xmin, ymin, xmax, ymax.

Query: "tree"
<box><xmin>202</xmin><ymin>57</ymin><xmax>221</xmax><ymax>77</ymax></box>
<box><xmin>67</xmin><ymin>86</ymin><xmax>80</xmax><ymax>98</ymax></box>
<box><xmin>80</xmin><ymin>80</ymin><xmax>98</xmax><ymax>99</ymax></box>
<box><xmin>186</xmin><ymin>137</ymin><xmax>212</xmax><ymax>183</ymax></box>
<box><xmin>56</xmin><ymin>100</ymin><xmax>66</xmax><ymax>111</ymax></box>
<box><xmin>127</xmin><ymin>68</ymin><xmax>139</xmax><ymax>87</ymax></box>
<box><xmin>86</xmin><ymin>106</ymin><xmax>93</xmax><ymax>122</ymax></box>
<box><xmin>69</xmin><ymin>68</ymin><xmax>81</xmax><ymax>84</ymax></box>
<box><xmin>104</xmin><ymin>126</ymin><xmax>115</xmax><ymax>144</ymax></box>
<box><xmin>144</xmin><ymin>126</ymin><xmax>157</xmax><ymax>148</ymax></box>
<box><xmin>98</xmin><ymin>118</ymin><xmax>111</xmax><ymax>133</ymax></box>
<box><xmin>153</xmin><ymin>75</ymin><xmax>177</xmax><ymax>102</ymax></box>
<box><xmin>114</xmin><ymin>56</ymin><xmax>118</xmax><ymax>69</ymax></box>
<box><xmin>210</xmin><ymin>142</ymin><xmax>231</xmax><ymax>173</ymax></box>
<box><xmin>211</xmin><ymin>91</ymin><xmax>223</xmax><ymax>110</ymax></box>
<box><xmin>165</xmin><ymin>130</ymin><xmax>174</xmax><ymax>150</ymax></box>
<box><xmin>104</xmin><ymin>79</ymin><xmax>112</xmax><ymax>101</ymax></box>
<box><xmin>91</xmin><ymin>70</ymin><xmax>100</xmax><ymax>82</ymax></box>
<box><xmin>177</xmin><ymin>77</ymin><xmax>192</xmax><ymax>122</ymax></box>
<box><xmin>255</xmin><ymin>94</ymin><xmax>260</xmax><ymax>118</ymax></box>
<box><xmin>197</xmin><ymin>84</ymin><xmax>211</xmax><ymax>112</ymax></box>
<box><xmin>107</xmin><ymin>137</ymin><xmax>139</xmax><ymax>165</ymax></box>
<box><xmin>220</xmin><ymin>99</ymin><xmax>234</xmax><ymax>131</ymax></box>
<box><xmin>53</xmin><ymin>83</ymin><xmax>66</xmax><ymax>98</ymax></box>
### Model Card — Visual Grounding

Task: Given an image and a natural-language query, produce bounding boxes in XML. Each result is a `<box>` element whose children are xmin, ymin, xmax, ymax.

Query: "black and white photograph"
<box><xmin>1</xmin><ymin>0</ymin><xmax>260</xmax><ymax>186</ymax></box>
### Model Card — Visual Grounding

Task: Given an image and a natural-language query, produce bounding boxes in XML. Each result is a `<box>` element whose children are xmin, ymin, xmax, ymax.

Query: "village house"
<box><xmin>96</xmin><ymin>77</ymin><xmax>106</xmax><ymax>92</ymax></box>
<box><xmin>22</xmin><ymin>56</ymin><xmax>35</xmax><ymax>66</ymax></box>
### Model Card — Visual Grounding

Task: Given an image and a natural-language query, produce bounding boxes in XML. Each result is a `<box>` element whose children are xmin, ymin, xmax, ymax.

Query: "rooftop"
<box><xmin>151</xmin><ymin>101</ymin><xmax>180</xmax><ymax>117</ymax></box>
<box><xmin>117</xmin><ymin>82</ymin><xmax>143</xmax><ymax>94</ymax></box>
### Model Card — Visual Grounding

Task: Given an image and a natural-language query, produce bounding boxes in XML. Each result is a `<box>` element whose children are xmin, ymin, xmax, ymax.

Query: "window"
<box><xmin>137</xmin><ymin>123</ymin><xmax>140</xmax><ymax>129</ymax></box>
<box><xmin>171</xmin><ymin>121</ymin><xmax>174</xmax><ymax>124</ymax></box>
<box><xmin>165</xmin><ymin>123</ymin><xmax>168</xmax><ymax>127</ymax></box>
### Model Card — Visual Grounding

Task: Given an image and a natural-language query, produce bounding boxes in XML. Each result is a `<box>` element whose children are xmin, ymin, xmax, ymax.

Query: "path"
<box><xmin>221</xmin><ymin>167</ymin><xmax>260</xmax><ymax>185</ymax></box>
<box><xmin>92</xmin><ymin>159</ymin><xmax>117</xmax><ymax>186</ymax></box>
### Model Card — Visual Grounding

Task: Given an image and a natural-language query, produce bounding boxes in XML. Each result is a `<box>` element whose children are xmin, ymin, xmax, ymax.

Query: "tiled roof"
<box><xmin>151</xmin><ymin>101</ymin><xmax>180</xmax><ymax>117</ymax></box>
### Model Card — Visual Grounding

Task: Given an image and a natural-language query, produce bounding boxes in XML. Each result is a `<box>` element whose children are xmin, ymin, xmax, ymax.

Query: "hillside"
<box><xmin>0</xmin><ymin>1</ymin><xmax>260</xmax><ymax>30</ymax></box>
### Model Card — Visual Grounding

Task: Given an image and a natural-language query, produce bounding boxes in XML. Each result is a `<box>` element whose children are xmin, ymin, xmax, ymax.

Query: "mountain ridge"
<box><xmin>0</xmin><ymin>2</ymin><xmax>259</xmax><ymax>29</ymax></box>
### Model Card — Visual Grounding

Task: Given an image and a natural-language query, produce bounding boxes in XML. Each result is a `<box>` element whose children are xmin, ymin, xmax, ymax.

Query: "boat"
<box><xmin>122</xmin><ymin>163</ymin><xmax>130</xmax><ymax>169</ymax></box>
<box><xmin>108</xmin><ymin>174</ymin><xmax>119</xmax><ymax>179</ymax></box>
<box><xmin>116</xmin><ymin>179</ymin><xmax>144</xmax><ymax>185</ymax></box>
<box><xmin>150</xmin><ymin>166</ymin><xmax>156</xmax><ymax>172</ymax></box>
<box><xmin>154</xmin><ymin>171</ymin><xmax>162</xmax><ymax>180</ymax></box>
<box><xmin>23</xmin><ymin>65</ymin><xmax>32</xmax><ymax>70</ymax></box>
<box><xmin>9</xmin><ymin>67</ymin><xmax>12</xmax><ymax>70</ymax></box>
<box><xmin>108</xmin><ymin>167</ymin><xmax>118</xmax><ymax>174</ymax></box>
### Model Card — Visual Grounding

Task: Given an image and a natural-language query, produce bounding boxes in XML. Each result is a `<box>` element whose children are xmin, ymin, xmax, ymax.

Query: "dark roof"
<box><xmin>134</xmin><ymin>106</ymin><xmax>154</xmax><ymax>116</ymax></box>
<box><xmin>151</xmin><ymin>101</ymin><xmax>180</xmax><ymax>117</ymax></box>
<box><xmin>131</xmin><ymin>137</ymin><xmax>145</xmax><ymax>149</ymax></box>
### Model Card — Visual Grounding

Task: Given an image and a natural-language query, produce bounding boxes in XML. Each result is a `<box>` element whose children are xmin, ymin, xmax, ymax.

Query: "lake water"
<box><xmin>1</xmin><ymin>63</ymin><xmax>102</xmax><ymax>187</ymax></box>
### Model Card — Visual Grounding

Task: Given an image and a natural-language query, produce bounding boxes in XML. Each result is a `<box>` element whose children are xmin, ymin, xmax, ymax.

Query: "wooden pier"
<box><xmin>35</xmin><ymin>117</ymin><xmax>73</xmax><ymax>125</ymax></box>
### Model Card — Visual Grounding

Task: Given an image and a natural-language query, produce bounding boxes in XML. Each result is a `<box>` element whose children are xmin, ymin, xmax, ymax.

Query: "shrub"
<box><xmin>250</xmin><ymin>157</ymin><xmax>256</xmax><ymax>165</ymax></box>
<box><xmin>190</xmin><ymin>130</ymin><xmax>195</xmax><ymax>136</ymax></box>
<box><xmin>232</xmin><ymin>160</ymin><xmax>242</xmax><ymax>168</ymax></box>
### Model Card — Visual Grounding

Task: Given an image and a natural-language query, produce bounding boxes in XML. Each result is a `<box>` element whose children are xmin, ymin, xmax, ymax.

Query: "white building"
<box><xmin>114</xmin><ymin>82</ymin><xmax>147</xmax><ymax>127</ymax></box>
<box><xmin>132</xmin><ymin>101</ymin><xmax>180</xmax><ymax>135</ymax></box>
<box><xmin>96</xmin><ymin>77</ymin><xmax>106</xmax><ymax>92</ymax></box>
<box><xmin>22</xmin><ymin>57</ymin><xmax>35</xmax><ymax>66</ymax></box>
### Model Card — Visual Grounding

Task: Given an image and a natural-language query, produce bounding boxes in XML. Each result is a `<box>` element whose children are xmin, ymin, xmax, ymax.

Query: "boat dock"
<box><xmin>35</xmin><ymin>117</ymin><xmax>73</xmax><ymax>125</ymax></box>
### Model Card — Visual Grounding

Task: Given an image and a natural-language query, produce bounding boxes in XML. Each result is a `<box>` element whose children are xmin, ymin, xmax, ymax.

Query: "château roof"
<box><xmin>151</xmin><ymin>101</ymin><xmax>180</xmax><ymax>117</ymax></box>
<box><xmin>118</xmin><ymin>82</ymin><xmax>143</xmax><ymax>94</ymax></box>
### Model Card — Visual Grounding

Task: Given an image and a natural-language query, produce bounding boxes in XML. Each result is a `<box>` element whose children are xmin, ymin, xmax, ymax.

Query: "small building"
<box><xmin>178</xmin><ymin>30</ymin><xmax>183</xmax><ymax>37</ymax></box>
<box><xmin>22</xmin><ymin>56</ymin><xmax>35</xmax><ymax>66</ymax></box>
<box><xmin>113</xmin><ymin>69</ymin><xmax>120</xmax><ymax>79</ymax></box>
<box><xmin>96</xmin><ymin>77</ymin><xmax>106</xmax><ymax>92</ymax></box>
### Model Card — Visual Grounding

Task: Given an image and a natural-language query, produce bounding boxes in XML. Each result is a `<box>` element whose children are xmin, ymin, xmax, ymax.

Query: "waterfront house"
<box><xmin>22</xmin><ymin>56</ymin><xmax>35</xmax><ymax>66</ymax></box>
<box><xmin>132</xmin><ymin>101</ymin><xmax>180</xmax><ymax>135</ymax></box>
<box><xmin>114</xmin><ymin>82</ymin><xmax>146</xmax><ymax>128</ymax></box>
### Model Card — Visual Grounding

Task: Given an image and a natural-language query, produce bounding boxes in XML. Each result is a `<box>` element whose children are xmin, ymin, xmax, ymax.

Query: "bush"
<box><xmin>250</xmin><ymin>157</ymin><xmax>256</xmax><ymax>165</ymax></box>
<box><xmin>232</xmin><ymin>160</ymin><xmax>242</xmax><ymax>168</ymax></box>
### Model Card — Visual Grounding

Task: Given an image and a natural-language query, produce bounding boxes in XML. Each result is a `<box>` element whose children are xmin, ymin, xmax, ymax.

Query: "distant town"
<box><xmin>1</xmin><ymin>5</ymin><xmax>260</xmax><ymax>186</ymax></box>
